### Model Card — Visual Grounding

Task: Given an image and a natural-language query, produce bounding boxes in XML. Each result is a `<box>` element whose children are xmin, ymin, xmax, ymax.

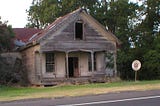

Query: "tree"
<box><xmin>0</xmin><ymin>17</ymin><xmax>14</xmax><ymax>52</ymax></box>
<box><xmin>26</xmin><ymin>0</ymin><xmax>98</xmax><ymax>28</ymax></box>
<box><xmin>0</xmin><ymin>17</ymin><xmax>23</xmax><ymax>85</ymax></box>
<box><xmin>119</xmin><ymin>0</ymin><xmax>160</xmax><ymax>80</ymax></box>
<box><xmin>108</xmin><ymin>0</ymin><xmax>139</xmax><ymax>50</ymax></box>
<box><xmin>133</xmin><ymin>0</ymin><xmax>160</xmax><ymax>49</ymax></box>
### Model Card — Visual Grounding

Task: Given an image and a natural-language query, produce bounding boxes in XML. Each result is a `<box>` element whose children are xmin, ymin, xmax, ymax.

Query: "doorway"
<box><xmin>68</xmin><ymin>57</ymin><xmax>79</xmax><ymax>77</ymax></box>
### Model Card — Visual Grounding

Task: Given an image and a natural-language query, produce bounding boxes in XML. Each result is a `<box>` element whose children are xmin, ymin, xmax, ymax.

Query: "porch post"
<box><xmin>65</xmin><ymin>52</ymin><xmax>69</xmax><ymax>78</ymax></box>
<box><xmin>91</xmin><ymin>51</ymin><xmax>94</xmax><ymax>76</ymax></box>
<box><xmin>113</xmin><ymin>51</ymin><xmax>117</xmax><ymax>77</ymax></box>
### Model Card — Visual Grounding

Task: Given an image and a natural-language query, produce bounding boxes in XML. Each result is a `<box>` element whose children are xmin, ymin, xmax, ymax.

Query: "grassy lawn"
<box><xmin>0</xmin><ymin>80</ymin><xmax>160</xmax><ymax>101</ymax></box>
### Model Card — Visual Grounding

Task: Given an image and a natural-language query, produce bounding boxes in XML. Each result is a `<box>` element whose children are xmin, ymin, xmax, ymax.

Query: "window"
<box><xmin>88</xmin><ymin>53</ymin><xmax>96</xmax><ymax>71</ymax></box>
<box><xmin>75</xmin><ymin>21</ymin><xmax>83</xmax><ymax>40</ymax></box>
<box><xmin>46</xmin><ymin>53</ymin><xmax>55</xmax><ymax>72</ymax></box>
<box><xmin>88</xmin><ymin>54</ymin><xmax>92</xmax><ymax>71</ymax></box>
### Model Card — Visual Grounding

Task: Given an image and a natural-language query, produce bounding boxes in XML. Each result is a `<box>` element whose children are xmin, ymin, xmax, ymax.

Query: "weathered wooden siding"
<box><xmin>96</xmin><ymin>52</ymin><xmax>105</xmax><ymax>72</ymax></box>
<box><xmin>40</xmin><ymin>15</ymin><xmax>116</xmax><ymax>52</ymax></box>
<box><xmin>55</xmin><ymin>52</ymin><xmax>66</xmax><ymax>77</ymax></box>
<box><xmin>51</xmin><ymin>17</ymin><xmax>107</xmax><ymax>42</ymax></box>
<box><xmin>79</xmin><ymin>52</ymin><xmax>91</xmax><ymax>76</ymax></box>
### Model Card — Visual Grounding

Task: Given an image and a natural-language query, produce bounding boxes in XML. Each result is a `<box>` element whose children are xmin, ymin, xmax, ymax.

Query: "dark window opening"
<box><xmin>46</xmin><ymin>53</ymin><xmax>55</xmax><ymax>72</ymax></box>
<box><xmin>75</xmin><ymin>22</ymin><xmax>83</xmax><ymax>40</ymax></box>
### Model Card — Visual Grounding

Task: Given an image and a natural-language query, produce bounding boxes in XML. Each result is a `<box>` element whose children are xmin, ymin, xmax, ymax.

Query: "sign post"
<box><xmin>132</xmin><ymin>60</ymin><xmax>141</xmax><ymax>82</ymax></box>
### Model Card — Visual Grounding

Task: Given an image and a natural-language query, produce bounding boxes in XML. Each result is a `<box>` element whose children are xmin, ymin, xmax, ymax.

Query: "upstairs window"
<box><xmin>46</xmin><ymin>53</ymin><xmax>55</xmax><ymax>72</ymax></box>
<box><xmin>75</xmin><ymin>21</ymin><xmax>83</xmax><ymax>40</ymax></box>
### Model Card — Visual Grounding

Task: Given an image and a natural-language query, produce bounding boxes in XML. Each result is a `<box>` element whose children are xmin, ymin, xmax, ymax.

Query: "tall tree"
<box><xmin>134</xmin><ymin>0</ymin><xmax>160</xmax><ymax>49</ymax></box>
<box><xmin>139</xmin><ymin>0</ymin><xmax>160</xmax><ymax>79</ymax></box>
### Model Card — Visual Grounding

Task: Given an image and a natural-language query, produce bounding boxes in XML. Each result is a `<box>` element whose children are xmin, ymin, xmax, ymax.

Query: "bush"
<box><xmin>139</xmin><ymin>50</ymin><xmax>160</xmax><ymax>80</ymax></box>
<box><xmin>0</xmin><ymin>55</ymin><xmax>29</xmax><ymax>86</ymax></box>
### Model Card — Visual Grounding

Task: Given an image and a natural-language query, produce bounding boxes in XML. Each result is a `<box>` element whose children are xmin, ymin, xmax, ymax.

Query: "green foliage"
<box><xmin>117</xmin><ymin>50</ymin><xmax>135</xmax><ymax>80</ymax></box>
<box><xmin>140</xmin><ymin>50</ymin><xmax>160</xmax><ymax>80</ymax></box>
<box><xmin>0</xmin><ymin>56</ymin><xmax>14</xmax><ymax>84</ymax></box>
<box><xmin>26</xmin><ymin>0</ymin><xmax>97</xmax><ymax>28</ymax></box>
<box><xmin>0</xmin><ymin>56</ymin><xmax>29</xmax><ymax>86</ymax></box>
<box><xmin>0</xmin><ymin>18</ymin><xmax>15</xmax><ymax>52</ymax></box>
<box><xmin>105</xmin><ymin>52</ymin><xmax>114</xmax><ymax>69</ymax></box>
<box><xmin>117</xmin><ymin>0</ymin><xmax>160</xmax><ymax>80</ymax></box>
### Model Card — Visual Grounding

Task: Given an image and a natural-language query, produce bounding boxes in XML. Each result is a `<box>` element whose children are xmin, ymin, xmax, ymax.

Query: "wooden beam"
<box><xmin>65</xmin><ymin>52</ymin><xmax>69</xmax><ymax>78</ymax></box>
<box><xmin>40</xmin><ymin>52</ymin><xmax>43</xmax><ymax>82</ymax></box>
<box><xmin>113</xmin><ymin>52</ymin><xmax>117</xmax><ymax>77</ymax></box>
<box><xmin>91</xmin><ymin>51</ymin><xmax>94</xmax><ymax>76</ymax></box>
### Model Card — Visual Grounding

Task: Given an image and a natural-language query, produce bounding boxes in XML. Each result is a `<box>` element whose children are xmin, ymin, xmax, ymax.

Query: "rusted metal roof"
<box><xmin>13</xmin><ymin>28</ymin><xmax>42</xmax><ymax>43</ymax></box>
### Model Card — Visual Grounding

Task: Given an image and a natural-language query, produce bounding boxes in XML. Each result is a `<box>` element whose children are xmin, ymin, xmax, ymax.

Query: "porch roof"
<box><xmin>40</xmin><ymin>41</ymin><xmax>116</xmax><ymax>52</ymax></box>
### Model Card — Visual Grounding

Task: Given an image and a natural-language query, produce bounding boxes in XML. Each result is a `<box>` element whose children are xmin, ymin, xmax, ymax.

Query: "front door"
<box><xmin>68</xmin><ymin>57</ymin><xmax>79</xmax><ymax>77</ymax></box>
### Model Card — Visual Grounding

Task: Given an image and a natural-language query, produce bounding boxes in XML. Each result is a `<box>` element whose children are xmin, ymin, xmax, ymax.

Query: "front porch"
<box><xmin>34</xmin><ymin>50</ymin><xmax>117</xmax><ymax>85</ymax></box>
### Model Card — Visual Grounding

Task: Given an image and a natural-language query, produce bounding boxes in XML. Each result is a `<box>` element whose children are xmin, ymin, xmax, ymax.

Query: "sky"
<box><xmin>0</xmin><ymin>0</ymin><xmax>33</xmax><ymax>28</ymax></box>
<box><xmin>0</xmin><ymin>0</ymin><xmax>139</xmax><ymax>28</ymax></box>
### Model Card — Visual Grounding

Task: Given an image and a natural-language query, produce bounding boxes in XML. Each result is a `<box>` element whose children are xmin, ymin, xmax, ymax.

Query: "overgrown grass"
<box><xmin>0</xmin><ymin>80</ymin><xmax>160</xmax><ymax>101</ymax></box>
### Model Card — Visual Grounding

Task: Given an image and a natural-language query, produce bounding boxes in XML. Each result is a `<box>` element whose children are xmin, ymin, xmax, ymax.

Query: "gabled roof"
<box><xmin>28</xmin><ymin>8</ymin><xmax>121</xmax><ymax>46</ymax></box>
<box><xmin>29</xmin><ymin>8</ymin><xmax>82</xmax><ymax>42</ymax></box>
<box><xmin>13</xmin><ymin>28</ymin><xmax>42</xmax><ymax>43</ymax></box>
<box><xmin>21</xmin><ymin>8</ymin><xmax>121</xmax><ymax>51</ymax></box>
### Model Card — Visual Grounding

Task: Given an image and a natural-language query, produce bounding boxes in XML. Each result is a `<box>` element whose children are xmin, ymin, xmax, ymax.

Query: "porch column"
<box><xmin>113</xmin><ymin>51</ymin><xmax>117</xmax><ymax>77</ymax></box>
<box><xmin>91</xmin><ymin>51</ymin><xmax>94</xmax><ymax>76</ymax></box>
<box><xmin>65</xmin><ymin>52</ymin><xmax>69</xmax><ymax>78</ymax></box>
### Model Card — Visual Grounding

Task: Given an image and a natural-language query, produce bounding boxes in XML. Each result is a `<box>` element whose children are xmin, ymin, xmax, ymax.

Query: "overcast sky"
<box><xmin>0</xmin><ymin>0</ymin><xmax>32</xmax><ymax>28</ymax></box>
<box><xmin>0</xmin><ymin>0</ymin><xmax>139</xmax><ymax>28</ymax></box>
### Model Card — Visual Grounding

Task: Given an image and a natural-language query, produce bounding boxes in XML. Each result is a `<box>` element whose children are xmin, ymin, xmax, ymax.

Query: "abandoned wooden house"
<box><xmin>18</xmin><ymin>8</ymin><xmax>121</xmax><ymax>85</ymax></box>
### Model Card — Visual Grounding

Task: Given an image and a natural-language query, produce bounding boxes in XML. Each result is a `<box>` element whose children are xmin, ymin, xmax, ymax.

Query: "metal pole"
<box><xmin>135</xmin><ymin>71</ymin><xmax>137</xmax><ymax>82</ymax></box>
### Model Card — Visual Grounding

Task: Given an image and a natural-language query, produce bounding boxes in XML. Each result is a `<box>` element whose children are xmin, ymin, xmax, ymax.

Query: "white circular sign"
<box><xmin>132</xmin><ymin>60</ymin><xmax>141</xmax><ymax>71</ymax></box>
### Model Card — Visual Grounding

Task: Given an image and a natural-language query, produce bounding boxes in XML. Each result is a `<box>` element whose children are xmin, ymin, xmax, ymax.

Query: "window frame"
<box><xmin>45</xmin><ymin>53</ymin><xmax>55</xmax><ymax>73</ymax></box>
<box><xmin>88</xmin><ymin>53</ymin><xmax>97</xmax><ymax>71</ymax></box>
<box><xmin>74</xmin><ymin>20</ymin><xmax>84</xmax><ymax>40</ymax></box>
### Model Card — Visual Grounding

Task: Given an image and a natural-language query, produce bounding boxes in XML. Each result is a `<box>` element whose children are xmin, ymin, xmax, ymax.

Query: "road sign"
<box><xmin>132</xmin><ymin>60</ymin><xmax>141</xmax><ymax>71</ymax></box>
<box><xmin>132</xmin><ymin>60</ymin><xmax>141</xmax><ymax>82</ymax></box>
